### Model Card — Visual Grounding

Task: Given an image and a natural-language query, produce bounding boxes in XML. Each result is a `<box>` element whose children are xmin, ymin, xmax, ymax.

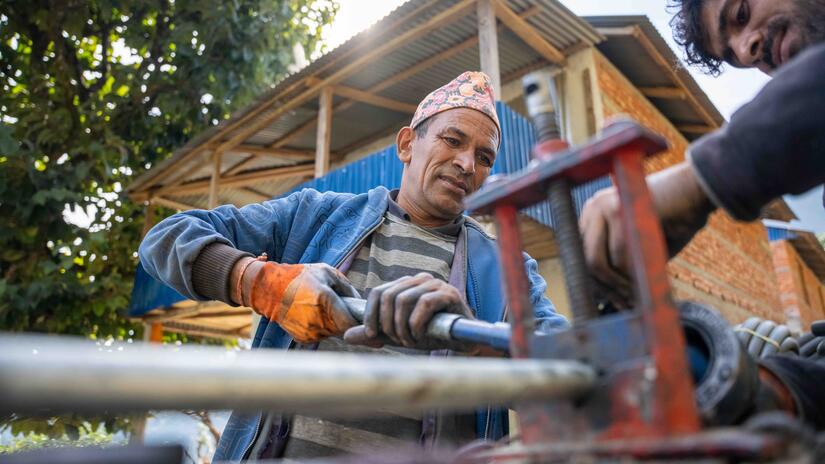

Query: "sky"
<box><xmin>325</xmin><ymin>0</ymin><xmax>823</xmax><ymax>232</ymax></box>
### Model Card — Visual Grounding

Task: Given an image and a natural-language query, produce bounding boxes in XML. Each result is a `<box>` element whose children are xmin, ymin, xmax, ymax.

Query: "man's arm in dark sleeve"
<box><xmin>688</xmin><ymin>42</ymin><xmax>825</xmax><ymax>221</ymax></box>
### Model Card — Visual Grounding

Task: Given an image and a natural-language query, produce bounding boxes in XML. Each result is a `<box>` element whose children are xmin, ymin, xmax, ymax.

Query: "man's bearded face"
<box><xmin>703</xmin><ymin>0</ymin><xmax>825</xmax><ymax>74</ymax></box>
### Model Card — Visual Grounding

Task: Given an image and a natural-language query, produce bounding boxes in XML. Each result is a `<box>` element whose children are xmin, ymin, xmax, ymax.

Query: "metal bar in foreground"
<box><xmin>0</xmin><ymin>334</ymin><xmax>595</xmax><ymax>416</ymax></box>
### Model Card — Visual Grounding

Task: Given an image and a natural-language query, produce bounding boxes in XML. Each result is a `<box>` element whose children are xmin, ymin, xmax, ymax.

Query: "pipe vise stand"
<box><xmin>463</xmin><ymin>72</ymin><xmax>786</xmax><ymax>461</ymax></box>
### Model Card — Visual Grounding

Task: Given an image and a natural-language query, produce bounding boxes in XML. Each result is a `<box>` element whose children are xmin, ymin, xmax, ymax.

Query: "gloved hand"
<box><xmin>244</xmin><ymin>261</ymin><xmax>360</xmax><ymax>344</ymax></box>
<box><xmin>798</xmin><ymin>320</ymin><xmax>825</xmax><ymax>359</ymax></box>
<box><xmin>734</xmin><ymin>317</ymin><xmax>799</xmax><ymax>359</ymax></box>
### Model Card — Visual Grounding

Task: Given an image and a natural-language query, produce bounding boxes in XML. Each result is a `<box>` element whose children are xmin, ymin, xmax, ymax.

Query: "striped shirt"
<box><xmin>346</xmin><ymin>210</ymin><xmax>458</xmax><ymax>297</ymax></box>
<box><xmin>283</xmin><ymin>194</ymin><xmax>473</xmax><ymax>458</ymax></box>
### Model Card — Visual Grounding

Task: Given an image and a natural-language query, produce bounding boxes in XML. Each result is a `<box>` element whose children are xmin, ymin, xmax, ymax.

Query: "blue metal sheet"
<box><xmin>130</xmin><ymin>102</ymin><xmax>614</xmax><ymax>316</ymax></box>
<box><xmin>128</xmin><ymin>263</ymin><xmax>187</xmax><ymax>317</ymax></box>
<box><xmin>767</xmin><ymin>227</ymin><xmax>798</xmax><ymax>242</ymax></box>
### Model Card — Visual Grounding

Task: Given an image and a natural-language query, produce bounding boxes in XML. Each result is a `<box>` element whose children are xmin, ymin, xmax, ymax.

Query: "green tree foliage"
<box><xmin>0</xmin><ymin>418</ymin><xmax>121</xmax><ymax>453</ymax></box>
<box><xmin>0</xmin><ymin>0</ymin><xmax>337</xmax><ymax>335</ymax></box>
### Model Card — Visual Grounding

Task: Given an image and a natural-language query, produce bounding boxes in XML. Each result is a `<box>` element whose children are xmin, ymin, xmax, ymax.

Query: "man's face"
<box><xmin>397</xmin><ymin>108</ymin><xmax>499</xmax><ymax>223</ymax></box>
<box><xmin>701</xmin><ymin>0</ymin><xmax>825</xmax><ymax>73</ymax></box>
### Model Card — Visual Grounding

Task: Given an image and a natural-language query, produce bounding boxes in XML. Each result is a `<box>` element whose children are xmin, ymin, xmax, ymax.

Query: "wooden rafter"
<box><xmin>639</xmin><ymin>86</ymin><xmax>687</xmax><ymax>100</ymax></box>
<box><xmin>231</xmin><ymin>144</ymin><xmax>316</xmax><ymax>159</ymax></box>
<box><xmin>223</xmin><ymin>155</ymin><xmax>257</xmax><ymax>178</ymax></box>
<box><xmin>492</xmin><ymin>0</ymin><xmax>566</xmax><ymax>64</ymax></box>
<box><xmin>332</xmin><ymin>85</ymin><xmax>418</xmax><ymax>114</ymax></box>
<box><xmin>158</xmin><ymin>163</ymin><xmax>314</xmax><ymax>197</ymax></box>
<box><xmin>238</xmin><ymin>187</ymin><xmax>271</xmax><ymax>203</ymax></box>
<box><xmin>152</xmin><ymin>196</ymin><xmax>198</xmax><ymax>211</ymax></box>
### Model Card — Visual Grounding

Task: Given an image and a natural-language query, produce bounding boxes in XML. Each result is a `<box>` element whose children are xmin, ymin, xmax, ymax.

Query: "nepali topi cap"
<box><xmin>410</xmin><ymin>71</ymin><xmax>501</xmax><ymax>143</ymax></box>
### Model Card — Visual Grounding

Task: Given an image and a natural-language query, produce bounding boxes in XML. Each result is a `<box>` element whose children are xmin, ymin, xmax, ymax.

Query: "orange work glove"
<box><xmin>248</xmin><ymin>262</ymin><xmax>360</xmax><ymax>344</ymax></box>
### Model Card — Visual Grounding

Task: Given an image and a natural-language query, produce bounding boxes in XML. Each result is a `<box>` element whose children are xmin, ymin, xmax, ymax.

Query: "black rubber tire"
<box><xmin>679</xmin><ymin>301</ymin><xmax>759</xmax><ymax>426</ymax></box>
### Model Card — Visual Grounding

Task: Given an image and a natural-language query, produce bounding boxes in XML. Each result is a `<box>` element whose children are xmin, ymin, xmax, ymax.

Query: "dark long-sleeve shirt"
<box><xmin>688</xmin><ymin>42</ymin><xmax>825</xmax><ymax>220</ymax></box>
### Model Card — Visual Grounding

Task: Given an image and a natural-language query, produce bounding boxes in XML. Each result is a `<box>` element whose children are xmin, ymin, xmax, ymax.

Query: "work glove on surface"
<box><xmin>248</xmin><ymin>262</ymin><xmax>360</xmax><ymax>344</ymax></box>
<box><xmin>798</xmin><ymin>320</ymin><xmax>825</xmax><ymax>359</ymax></box>
<box><xmin>734</xmin><ymin>317</ymin><xmax>799</xmax><ymax>359</ymax></box>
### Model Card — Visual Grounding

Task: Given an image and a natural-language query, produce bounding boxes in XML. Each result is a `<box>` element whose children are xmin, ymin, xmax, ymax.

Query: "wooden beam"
<box><xmin>639</xmin><ymin>86</ymin><xmax>687</xmax><ymax>100</ymax></box>
<box><xmin>223</xmin><ymin>154</ymin><xmax>258</xmax><ymax>177</ymax></box>
<box><xmin>477</xmin><ymin>0</ymin><xmax>502</xmax><ymax>97</ymax></box>
<box><xmin>232</xmin><ymin>145</ymin><xmax>316</xmax><ymax>159</ymax></box>
<box><xmin>677</xmin><ymin>124</ymin><xmax>715</xmax><ymax>134</ymax></box>
<box><xmin>152</xmin><ymin>196</ymin><xmax>199</xmax><ymax>211</ymax></box>
<box><xmin>162</xmin><ymin>164</ymin><xmax>315</xmax><ymax>197</ymax></box>
<box><xmin>266</xmin><ymin>6</ymin><xmax>541</xmax><ymax>151</ymax></box>
<box><xmin>492</xmin><ymin>0</ymin><xmax>566</xmax><ymax>64</ymax></box>
<box><xmin>141</xmin><ymin>203</ymin><xmax>156</xmax><ymax>238</ymax></box>
<box><xmin>208</xmin><ymin>151</ymin><xmax>222</xmax><ymax>208</ymax></box>
<box><xmin>582</xmin><ymin>68</ymin><xmax>596</xmax><ymax>137</ymax></box>
<box><xmin>315</xmin><ymin>86</ymin><xmax>333</xmax><ymax>178</ymax></box>
<box><xmin>212</xmin><ymin>0</ymin><xmax>476</xmax><ymax>156</ymax></box>
<box><xmin>239</xmin><ymin>187</ymin><xmax>271</xmax><ymax>203</ymax></box>
<box><xmin>332</xmin><ymin>85</ymin><xmax>418</xmax><ymax>113</ymax></box>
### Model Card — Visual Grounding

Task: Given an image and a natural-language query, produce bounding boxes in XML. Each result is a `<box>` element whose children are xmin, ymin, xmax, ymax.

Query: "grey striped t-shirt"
<box><xmin>346</xmin><ymin>210</ymin><xmax>458</xmax><ymax>297</ymax></box>
<box><xmin>283</xmin><ymin>199</ymin><xmax>472</xmax><ymax>459</ymax></box>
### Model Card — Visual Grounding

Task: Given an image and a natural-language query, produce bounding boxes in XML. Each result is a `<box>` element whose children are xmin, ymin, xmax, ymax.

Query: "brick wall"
<box><xmin>771</xmin><ymin>240</ymin><xmax>825</xmax><ymax>328</ymax></box>
<box><xmin>593</xmin><ymin>52</ymin><xmax>782</xmax><ymax>324</ymax></box>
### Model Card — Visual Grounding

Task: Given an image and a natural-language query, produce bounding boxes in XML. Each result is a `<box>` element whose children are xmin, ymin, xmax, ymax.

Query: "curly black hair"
<box><xmin>668</xmin><ymin>0</ymin><xmax>725</xmax><ymax>75</ymax></box>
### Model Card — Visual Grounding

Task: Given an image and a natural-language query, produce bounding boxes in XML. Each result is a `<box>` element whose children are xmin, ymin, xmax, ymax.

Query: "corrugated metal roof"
<box><xmin>584</xmin><ymin>15</ymin><xmax>725</xmax><ymax>141</ymax></box>
<box><xmin>127</xmin><ymin>0</ymin><xmax>603</xmax><ymax>202</ymax></box>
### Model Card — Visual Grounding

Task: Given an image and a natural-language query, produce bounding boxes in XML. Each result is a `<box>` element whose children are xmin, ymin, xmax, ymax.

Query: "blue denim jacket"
<box><xmin>139</xmin><ymin>186</ymin><xmax>567</xmax><ymax>461</ymax></box>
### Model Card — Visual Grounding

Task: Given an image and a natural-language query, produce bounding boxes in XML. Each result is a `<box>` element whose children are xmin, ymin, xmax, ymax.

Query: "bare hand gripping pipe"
<box><xmin>342</xmin><ymin>297</ymin><xmax>513</xmax><ymax>352</ymax></box>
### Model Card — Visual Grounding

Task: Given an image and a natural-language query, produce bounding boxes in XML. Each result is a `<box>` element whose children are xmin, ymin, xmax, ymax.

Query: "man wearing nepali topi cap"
<box><xmin>139</xmin><ymin>71</ymin><xmax>567</xmax><ymax>460</ymax></box>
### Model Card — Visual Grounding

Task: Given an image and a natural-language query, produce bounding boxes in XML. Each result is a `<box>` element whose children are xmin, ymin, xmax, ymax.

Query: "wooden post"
<box><xmin>315</xmin><ymin>86</ymin><xmax>333</xmax><ymax>178</ymax></box>
<box><xmin>141</xmin><ymin>202</ymin><xmax>156</xmax><ymax>238</ymax></box>
<box><xmin>208</xmin><ymin>150</ymin><xmax>222</xmax><ymax>209</ymax></box>
<box><xmin>477</xmin><ymin>0</ymin><xmax>501</xmax><ymax>98</ymax></box>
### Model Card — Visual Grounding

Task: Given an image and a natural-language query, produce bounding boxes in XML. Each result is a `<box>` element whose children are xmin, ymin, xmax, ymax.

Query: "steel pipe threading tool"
<box><xmin>522</xmin><ymin>70</ymin><xmax>597</xmax><ymax>323</ymax></box>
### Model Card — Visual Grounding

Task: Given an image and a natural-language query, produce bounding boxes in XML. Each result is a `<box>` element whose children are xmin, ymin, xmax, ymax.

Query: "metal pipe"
<box><xmin>343</xmin><ymin>297</ymin><xmax>512</xmax><ymax>352</ymax></box>
<box><xmin>0</xmin><ymin>334</ymin><xmax>595</xmax><ymax>416</ymax></box>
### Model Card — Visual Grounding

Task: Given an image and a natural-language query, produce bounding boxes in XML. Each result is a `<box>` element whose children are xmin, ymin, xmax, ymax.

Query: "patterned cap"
<box><xmin>410</xmin><ymin>71</ymin><xmax>501</xmax><ymax>145</ymax></box>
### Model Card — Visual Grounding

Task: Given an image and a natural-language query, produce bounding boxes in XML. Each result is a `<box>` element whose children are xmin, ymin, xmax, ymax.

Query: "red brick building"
<box><xmin>766</xmin><ymin>222</ymin><xmax>825</xmax><ymax>328</ymax></box>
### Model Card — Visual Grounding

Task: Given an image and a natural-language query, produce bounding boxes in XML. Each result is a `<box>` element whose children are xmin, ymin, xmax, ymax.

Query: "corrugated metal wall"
<box><xmin>284</xmin><ymin>102</ymin><xmax>612</xmax><ymax>229</ymax></box>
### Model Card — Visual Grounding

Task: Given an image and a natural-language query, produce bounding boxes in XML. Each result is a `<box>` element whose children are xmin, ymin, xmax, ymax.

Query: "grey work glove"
<box><xmin>734</xmin><ymin>317</ymin><xmax>799</xmax><ymax>359</ymax></box>
<box><xmin>798</xmin><ymin>320</ymin><xmax>825</xmax><ymax>359</ymax></box>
